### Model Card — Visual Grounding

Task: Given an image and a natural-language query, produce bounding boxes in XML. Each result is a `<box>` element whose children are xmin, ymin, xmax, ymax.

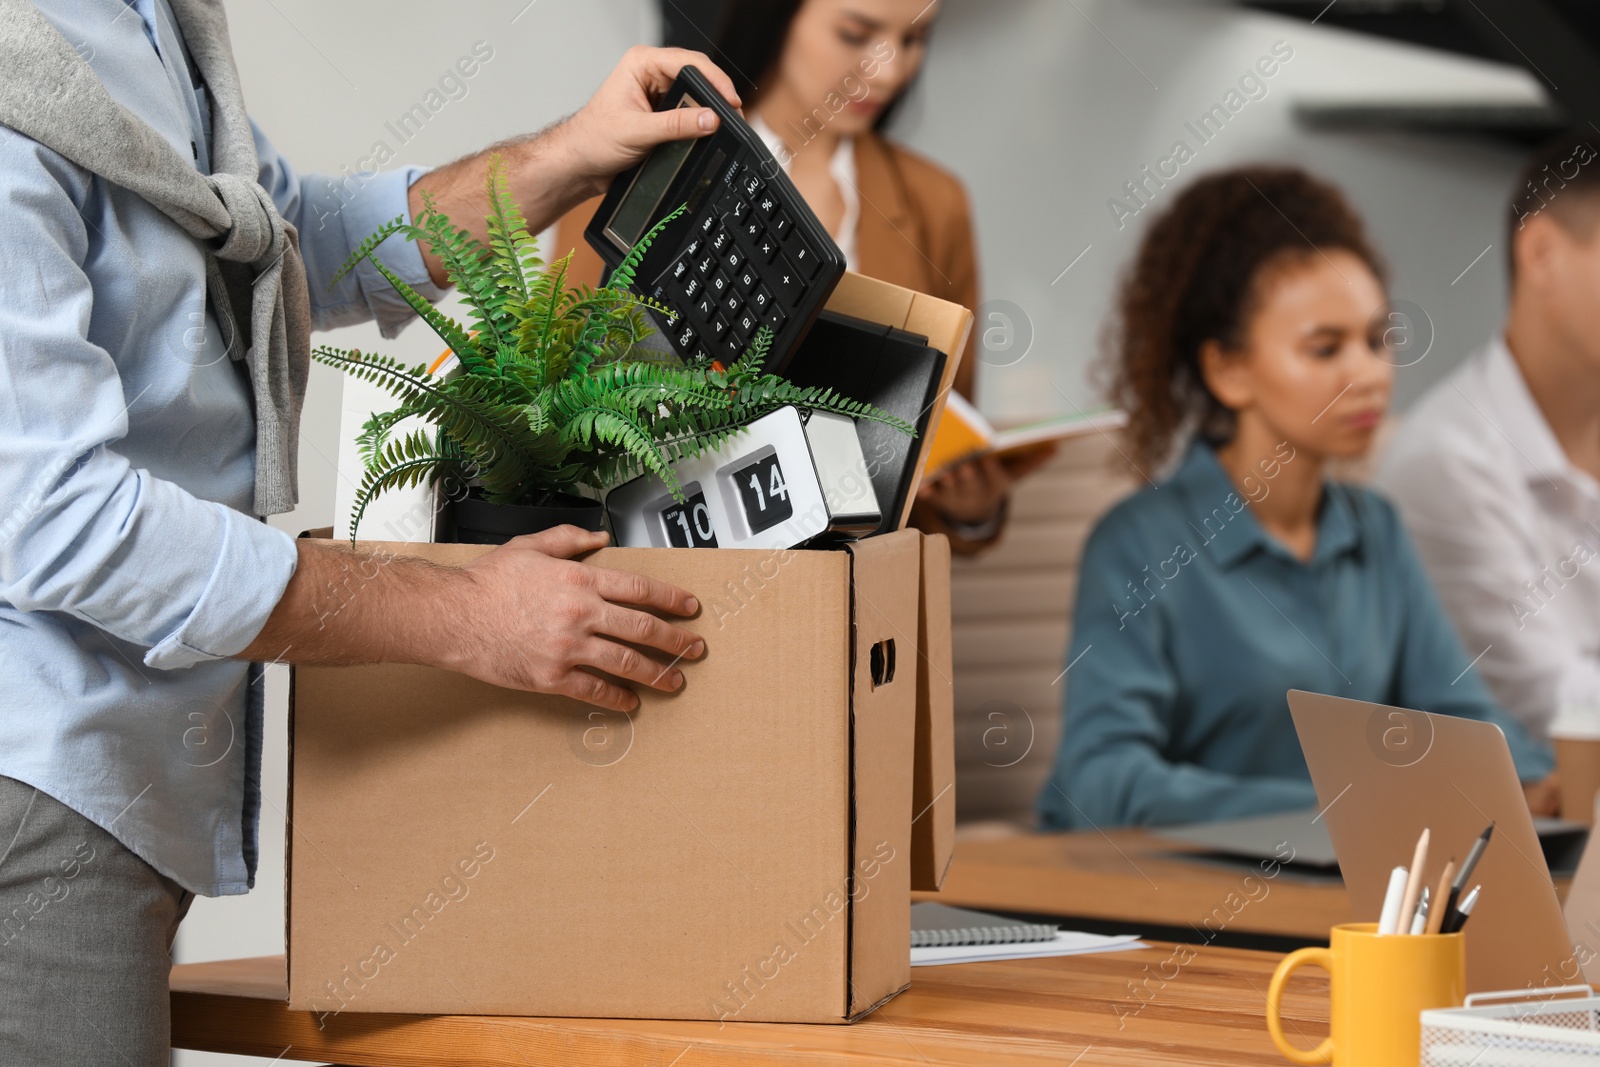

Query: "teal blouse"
<box><xmin>1036</xmin><ymin>442</ymin><xmax>1554</xmax><ymax>830</ymax></box>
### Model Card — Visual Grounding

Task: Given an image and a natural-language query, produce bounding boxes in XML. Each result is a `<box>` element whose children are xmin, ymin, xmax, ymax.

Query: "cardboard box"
<box><xmin>288</xmin><ymin>530</ymin><xmax>947</xmax><ymax>1022</ymax></box>
<box><xmin>912</xmin><ymin>534</ymin><xmax>956</xmax><ymax>891</ymax></box>
<box><xmin>286</xmin><ymin>273</ymin><xmax>966</xmax><ymax>1023</ymax></box>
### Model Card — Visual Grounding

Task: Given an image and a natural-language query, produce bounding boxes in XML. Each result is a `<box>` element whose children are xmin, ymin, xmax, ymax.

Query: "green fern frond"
<box><xmin>727</xmin><ymin>327</ymin><xmax>773</xmax><ymax>381</ymax></box>
<box><xmin>362</xmin><ymin>256</ymin><xmax>478</xmax><ymax>365</ymax></box>
<box><xmin>347</xmin><ymin>429</ymin><xmax>464</xmax><ymax>543</ymax></box>
<box><xmin>605</xmin><ymin>203</ymin><xmax>686</xmax><ymax>293</ymax></box>
<box><xmin>411</xmin><ymin>203</ymin><xmax>503</xmax><ymax>366</ymax></box>
<box><xmin>329</xmin><ymin>215</ymin><xmax>407</xmax><ymax>287</ymax></box>
<box><xmin>356</xmin><ymin>404</ymin><xmax>421</xmax><ymax>470</ymax></box>
<box><xmin>562</xmin><ymin>407</ymin><xmax>683</xmax><ymax>500</ymax></box>
<box><xmin>311</xmin><ymin>347</ymin><xmax>537</xmax><ymax>493</ymax></box>
<box><xmin>483</xmin><ymin>154</ymin><xmax>539</xmax><ymax>305</ymax></box>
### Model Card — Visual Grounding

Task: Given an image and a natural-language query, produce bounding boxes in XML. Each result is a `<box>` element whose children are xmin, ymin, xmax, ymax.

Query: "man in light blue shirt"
<box><xmin>0</xmin><ymin>3</ymin><xmax>741</xmax><ymax>1061</ymax></box>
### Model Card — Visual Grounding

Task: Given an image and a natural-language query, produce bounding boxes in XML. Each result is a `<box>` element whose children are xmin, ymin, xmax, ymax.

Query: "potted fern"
<box><xmin>316</xmin><ymin>156</ymin><xmax>912</xmax><ymax>544</ymax></box>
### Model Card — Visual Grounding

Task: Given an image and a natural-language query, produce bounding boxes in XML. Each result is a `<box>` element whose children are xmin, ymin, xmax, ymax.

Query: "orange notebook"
<box><xmin>922</xmin><ymin>392</ymin><xmax>1125</xmax><ymax>477</ymax></box>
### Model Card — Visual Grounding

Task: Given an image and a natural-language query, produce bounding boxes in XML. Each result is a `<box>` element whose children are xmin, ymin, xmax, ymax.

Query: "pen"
<box><xmin>1398</xmin><ymin>828</ymin><xmax>1430</xmax><ymax>936</ymax></box>
<box><xmin>1426</xmin><ymin>859</ymin><xmax>1456</xmax><ymax>935</ymax></box>
<box><xmin>1442</xmin><ymin>823</ymin><xmax>1493</xmax><ymax>933</ymax></box>
<box><xmin>1377</xmin><ymin>865</ymin><xmax>1409</xmax><ymax>935</ymax></box>
<box><xmin>1451</xmin><ymin>885</ymin><xmax>1482</xmax><ymax>933</ymax></box>
<box><xmin>1409</xmin><ymin>887</ymin><xmax>1430</xmax><ymax>935</ymax></box>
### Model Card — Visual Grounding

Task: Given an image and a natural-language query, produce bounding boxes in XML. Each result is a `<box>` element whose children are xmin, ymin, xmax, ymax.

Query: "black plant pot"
<box><xmin>447</xmin><ymin>490</ymin><xmax>606</xmax><ymax>545</ymax></box>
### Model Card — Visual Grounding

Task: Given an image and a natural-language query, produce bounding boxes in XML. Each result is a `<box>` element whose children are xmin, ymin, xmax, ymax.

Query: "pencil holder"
<box><xmin>1266</xmin><ymin>922</ymin><xmax>1466</xmax><ymax>1067</ymax></box>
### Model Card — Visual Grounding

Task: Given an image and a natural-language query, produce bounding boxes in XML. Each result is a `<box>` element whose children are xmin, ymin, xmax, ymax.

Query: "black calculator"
<box><xmin>584</xmin><ymin>65</ymin><xmax>846</xmax><ymax>373</ymax></box>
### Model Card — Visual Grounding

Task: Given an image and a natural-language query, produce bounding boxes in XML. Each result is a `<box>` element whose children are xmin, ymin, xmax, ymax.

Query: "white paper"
<box><xmin>911</xmin><ymin>931</ymin><xmax>1145</xmax><ymax>967</ymax></box>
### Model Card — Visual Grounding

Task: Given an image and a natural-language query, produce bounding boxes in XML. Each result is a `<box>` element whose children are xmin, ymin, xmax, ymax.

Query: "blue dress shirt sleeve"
<box><xmin>1374</xmin><ymin>493</ymin><xmax>1556</xmax><ymax>781</ymax></box>
<box><xmin>1036</xmin><ymin>507</ymin><xmax>1319</xmax><ymax>830</ymax></box>
<box><xmin>0</xmin><ymin>132</ymin><xmax>298</xmax><ymax>670</ymax></box>
<box><xmin>250</xmin><ymin>121</ymin><xmax>445</xmax><ymax>338</ymax></box>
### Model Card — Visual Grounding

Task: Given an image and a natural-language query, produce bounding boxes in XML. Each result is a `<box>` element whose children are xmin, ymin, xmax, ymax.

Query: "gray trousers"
<box><xmin>0</xmin><ymin>775</ymin><xmax>193</xmax><ymax>1066</ymax></box>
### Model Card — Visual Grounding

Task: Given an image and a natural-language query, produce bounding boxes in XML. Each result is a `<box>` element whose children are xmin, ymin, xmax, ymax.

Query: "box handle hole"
<box><xmin>869</xmin><ymin>639</ymin><xmax>896</xmax><ymax>688</ymax></box>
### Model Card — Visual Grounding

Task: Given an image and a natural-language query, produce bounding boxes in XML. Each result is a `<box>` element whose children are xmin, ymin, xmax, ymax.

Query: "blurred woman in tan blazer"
<box><xmin>554</xmin><ymin>0</ymin><xmax>1040</xmax><ymax>553</ymax></box>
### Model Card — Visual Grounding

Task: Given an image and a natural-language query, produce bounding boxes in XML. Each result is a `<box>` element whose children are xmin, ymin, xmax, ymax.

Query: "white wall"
<box><xmin>176</xmin><ymin>2</ymin><xmax>1543</xmax><ymax>1062</ymax></box>
<box><xmin>892</xmin><ymin>1</ymin><xmax>1541</xmax><ymax>423</ymax></box>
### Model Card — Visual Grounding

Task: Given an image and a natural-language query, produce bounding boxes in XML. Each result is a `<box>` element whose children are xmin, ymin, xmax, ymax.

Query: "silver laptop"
<box><xmin>1287</xmin><ymin>690</ymin><xmax>1575</xmax><ymax>994</ymax></box>
<box><xmin>1154</xmin><ymin>809</ymin><xmax>1587</xmax><ymax>875</ymax></box>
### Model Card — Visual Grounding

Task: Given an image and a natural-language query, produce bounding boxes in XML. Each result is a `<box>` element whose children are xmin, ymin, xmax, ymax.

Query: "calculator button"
<box><xmin>740</xmin><ymin>170</ymin><xmax>764</xmax><ymax>199</ymax></box>
<box><xmin>698</xmin><ymin>214</ymin><xmax>716</xmax><ymax>236</ymax></box>
<box><xmin>773</xmin><ymin>255</ymin><xmax>806</xmax><ymax>308</ymax></box>
<box><xmin>710</xmin><ymin>272</ymin><xmax>731</xmax><ymax>297</ymax></box>
<box><xmin>720</xmin><ymin>331</ymin><xmax>744</xmax><ymax>360</ymax></box>
<box><xmin>770</xmin><ymin>210</ymin><xmax>792</xmax><ymax>241</ymax></box>
<box><xmin>751</xmin><ymin>285</ymin><xmax>773</xmax><ymax>314</ymax></box>
<box><xmin>736</xmin><ymin>266</ymin><xmax>759</xmax><ymax>294</ymax></box>
<box><xmin>723</xmin><ymin>291</ymin><xmax>742</xmax><ymax>317</ymax></box>
<box><xmin>762</xmin><ymin>304</ymin><xmax>788</xmax><ymax>336</ymax></box>
<box><xmin>682</xmin><ymin>236</ymin><xmax>703</xmax><ymax>259</ymax></box>
<box><xmin>788</xmin><ymin>235</ymin><xmax>822</xmax><ymax>281</ymax></box>
<box><xmin>658</xmin><ymin>305</ymin><xmax>681</xmax><ymax>330</ymax></box>
<box><xmin>724</xmin><ymin>246</ymin><xmax>745</xmax><ymax>274</ymax></box>
<box><xmin>710</xmin><ymin>228</ymin><xmax>732</xmax><ymax>255</ymax></box>
<box><xmin>756</xmin><ymin>233</ymin><xmax>779</xmax><ymax>263</ymax></box>
<box><xmin>695</xmin><ymin>294</ymin><xmax>716</xmax><ymax>321</ymax></box>
<box><xmin>709</xmin><ymin>315</ymin><xmax>729</xmax><ymax>339</ymax></box>
<box><xmin>757</xmin><ymin>191</ymin><xmax>780</xmax><ymax>218</ymax></box>
<box><xmin>669</xmin><ymin>257</ymin><xmax>691</xmax><ymax>284</ymax></box>
<box><xmin>742</xmin><ymin>219</ymin><xmax>763</xmax><ymax>245</ymax></box>
<box><xmin>696</xmin><ymin>254</ymin><xmax>716</xmax><ymax>279</ymax></box>
<box><xmin>715</xmin><ymin>185</ymin><xmax>740</xmax><ymax>213</ymax></box>
<box><xmin>728</xmin><ymin>198</ymin><xmax>750</xmax><ymax>224</ymax></box>
<box><xmin>691</xmin><ymin>346</ymin><xmax>711</xmax><ymax>364</ymax></box>
<box><xmin>676</xmin><ymin>324</ymin><xmax>696</xmax><ymax>350</ymax></box>
<box><xmin>683</xmin><ymin>276</ymin><xmax>702</xmax><ymax>301</ymax></box>
<box><xmin>736</xmin><ymin>309</ymin><xmax>759</xmax><ymax>337</ymax></box>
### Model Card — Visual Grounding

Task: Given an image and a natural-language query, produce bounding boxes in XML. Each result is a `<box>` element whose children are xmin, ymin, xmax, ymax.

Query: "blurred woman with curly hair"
<box><xmin>1035</xmin><ymin>165</ymin><xmax>1556</xmax><ymax>830</ymax></box>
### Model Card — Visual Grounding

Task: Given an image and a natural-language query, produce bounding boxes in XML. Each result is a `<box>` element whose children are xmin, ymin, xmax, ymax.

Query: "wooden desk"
<box><xmin>172</xmin><ymin>944</ymin><xmax>1329</xmax><ymax>1066</ymax></box>
<box><xmin>917</xmin><ymin>830</ymin><xmax>1354</xmax><ymax>948</ymax></box>
<box><xmin>915</xmin><ymin>830</ymin><xmax>1573</xmax><ymax>950</ymax></box>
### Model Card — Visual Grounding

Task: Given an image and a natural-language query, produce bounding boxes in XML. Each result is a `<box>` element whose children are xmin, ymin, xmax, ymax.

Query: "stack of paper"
<box><xmin>911</xmin><ymin>930</ymin><xmax>1145</xmax><ymax>967</ymax></box>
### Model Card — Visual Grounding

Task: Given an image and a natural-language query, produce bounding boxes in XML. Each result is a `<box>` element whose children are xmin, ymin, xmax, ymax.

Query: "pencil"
<box><xmin>1426</xmin><ymin>859</ymin><xmax>1456</xmax><ymax>934</ymax></box>
<box><xmin>1398</xmin><ymin>828</ymin><xmax>1430</xmax><ymax>936</ymax></box>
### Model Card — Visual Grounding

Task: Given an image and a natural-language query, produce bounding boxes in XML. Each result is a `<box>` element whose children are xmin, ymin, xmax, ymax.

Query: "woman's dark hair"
<box><xmin>662</xmin><ymin>0</ymin><xmax>917</xmax><ymax>131</ymax></box>
<box><xmin>1108</xmin><ymin>165</ymin><xmax>1387</xmax><ymax>473</ymax></box>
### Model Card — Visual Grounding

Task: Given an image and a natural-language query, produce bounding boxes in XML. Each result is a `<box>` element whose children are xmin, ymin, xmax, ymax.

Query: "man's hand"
<box><xmin>554</xmin><ymin>46</ymin><xmax>742</xmax><ymax>202</ymax></box>
<box><xmin>449</xmin><ymin>526</ymin><xmax>704</xmax><ymax>709</ymax></box>
<box><xmin>239</xmin><ymin>526</ymin><xmax>705</xmax><ymax>712</ymax></box>
<box><xmin>408</xmin><ymin>47</ymin><xmax>740</xmax><ymax>287</ymax></box>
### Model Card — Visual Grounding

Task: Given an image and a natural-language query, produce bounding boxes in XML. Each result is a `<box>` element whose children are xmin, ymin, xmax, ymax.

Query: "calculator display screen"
<box><xmin>604</xmin><ymin>99</ymin><xmax>699</xmax><ymax>250</ymax></box>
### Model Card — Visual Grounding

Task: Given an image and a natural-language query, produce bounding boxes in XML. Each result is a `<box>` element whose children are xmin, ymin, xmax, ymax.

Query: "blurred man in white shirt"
<box><xmin>1377</xmin><ymin>131</ymin><xmax>1600</xmax><ymax>744</ymax></box>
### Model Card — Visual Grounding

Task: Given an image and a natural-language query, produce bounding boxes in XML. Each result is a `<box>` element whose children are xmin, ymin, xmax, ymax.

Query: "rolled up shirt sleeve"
<box><xmin>0</xmin><ymin>134</ymin><xmax>298</xmax><ymax>670</ymax></box>
<box><xmin>251</xmin><ymin>121</ymin><xmax>444</xmax><ymax>337</ymax></box>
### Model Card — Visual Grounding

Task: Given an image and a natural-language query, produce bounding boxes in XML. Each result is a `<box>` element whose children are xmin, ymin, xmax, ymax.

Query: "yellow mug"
<box><xmin>1266</xmin><ymin>922</ymin><xmax>1465</xmax><ymax>1066</ymax></box>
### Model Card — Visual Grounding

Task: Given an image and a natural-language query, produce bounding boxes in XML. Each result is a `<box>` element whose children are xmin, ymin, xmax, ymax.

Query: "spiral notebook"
<box><xmin>910</xmin><ymin>903</ymin><xmax>1058</xmax><ymax>948</ymax></box>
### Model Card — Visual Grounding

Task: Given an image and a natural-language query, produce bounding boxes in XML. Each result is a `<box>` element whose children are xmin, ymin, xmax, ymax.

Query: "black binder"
<box><xmin>782</xmin><ymin>310</ymin><xmax>948</xmax><ymax>537</ymax></box>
